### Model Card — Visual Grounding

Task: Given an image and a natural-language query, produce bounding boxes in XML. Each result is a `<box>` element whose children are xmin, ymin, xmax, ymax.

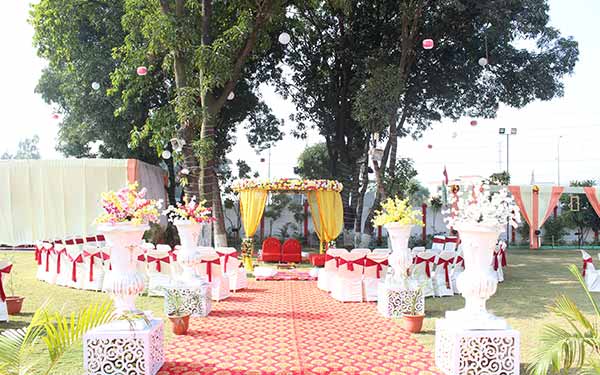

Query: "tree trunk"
<box><xmin>165</xmin><ymin>151</ymin><xmax>177</xmax><ymax>205</ymax></box>
<box><xmin>354</xmin><ymin>144</ymin><xmax>370</xmax><ymax>245</ymax></box>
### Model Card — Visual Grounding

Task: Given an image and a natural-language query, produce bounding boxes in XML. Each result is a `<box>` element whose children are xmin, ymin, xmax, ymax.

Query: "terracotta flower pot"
<box><xmin>169</xmin><ymin>315</ymin><xmax>190</xmax><ymax>335</ymax></box>
<box><xmin>403</xmin><ymin>314</ymin><xmax>425</xmax><ymax>333</ymax></box>
<box><xmin>6</xmin><ymin>296</ymin><xmax>25</xmax><ymax>315</ymax></box>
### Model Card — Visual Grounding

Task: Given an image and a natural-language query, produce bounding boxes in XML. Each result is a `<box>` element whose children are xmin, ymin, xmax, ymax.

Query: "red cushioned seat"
<box><xmin>309</xmin><ymin>253</ymin><xmax>326</xmax><ymax>267</ymax></box>
<box><xmin>281</xmin><ymin>238</ymin><xmax>302</xmax><ymax>263</ymax></box>
<box><xmin>261</xmin><ymin>237</ymin><xmax>281</xmax><ymax>262</ymax></box>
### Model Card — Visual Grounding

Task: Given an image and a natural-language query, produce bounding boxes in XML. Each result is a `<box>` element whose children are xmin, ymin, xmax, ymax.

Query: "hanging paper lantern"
<box><xmin>51</xmin><ymin>113</ymin><xmax>59</xmax><ymax>120</ymax></box>
<box><xmin>278</xmin><ymin>32</ymin><xmax>291</xmax><ymax>45</ymax></box>
<box><xmin>427</xmin><ymin>144</ymin><xmax>433</xmax><ymax>149</ymax></box>
<box><xmin>170</xmin><ymin>138</ymin><xmax>185</xmax><ymax>153</ymax></box>
<box><xmin>470</xmin><ymin>120</ymin><xmax>478</xmax><ymax>127</ymax></box>
<box><xmin>452</xmin><ymin>132</ymin><xmax>458</xmax><ymax>139</ymax></box>
<box><xmin>260</xmin><ymin>158</ymin><xmax>266</xmax><ymax>163</ymax></box>
<box><xmin>180</xmin><ymin>168</ymin><xmax>190</xmax><ymax>175</ymax></box>
<box><xmin>161</xmin><ymin>150</ymin><xmax>171</xmax><ymax>159</ymax></box>
<box><xmin>478</xmin><ymin>57</ymin><xmax>488</xmax><ymax>67</ymax></box>
<box><xmin>227</xmin><ymin>92</ymin><xmax>235</xmax><ymax>101</ymax></box>
<box><xmin>136</xmin><ymin>66</ymin><xmax>148</xmax><ymax>76</ymax></box>
<box><xmin>422</xmin><ymin>39</ymin><xmax>434</xmax><ymax>50</ymax></box>
<box><xmin>91</xmin><ymin>82</ymin><xmax>100</xmax><ymax>90</ymax></box>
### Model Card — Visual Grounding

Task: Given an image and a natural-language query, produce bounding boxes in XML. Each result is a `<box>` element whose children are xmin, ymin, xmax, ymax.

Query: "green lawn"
<box><xmin>0</xmin><ymin>249</ymin><xmax>594</xmax><ymax>374</ymax></box>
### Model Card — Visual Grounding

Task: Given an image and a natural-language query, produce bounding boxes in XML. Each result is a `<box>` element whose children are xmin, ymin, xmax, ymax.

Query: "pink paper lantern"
<box><xmin>51</xmin><ymin>113</ymin><xmax>59</xmax><ymax>120</ymax></box>
<box><xmin>136</xmin><ymin>66</ymin><xmax>148</xmax><ymax>76</ymax></box>
<box><xmin>422</xmin><ymin>39</ymin><xmax>434</xmax><ymax>50</ymax></box>
<box><xmin>427</xmin><ymin>144</ymin><xmax>433</xmax><ymax>149</ymax></box>
<box><xmin>470</xmin><ymin>120</ymin><xmax>478</xmax><ymax>127</ymax></box>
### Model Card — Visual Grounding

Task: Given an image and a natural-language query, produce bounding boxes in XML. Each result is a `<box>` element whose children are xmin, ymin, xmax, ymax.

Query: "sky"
<box><xmin>1</xmin><ymin>0</ymin><xmax>599</xmax><ymax>190</ymax></box>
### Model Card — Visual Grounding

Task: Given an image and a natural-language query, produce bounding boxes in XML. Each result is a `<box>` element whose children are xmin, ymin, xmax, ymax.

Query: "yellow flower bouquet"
<box><xmin>372</xmin><ymin>197</ymin><xmax>423</xmax><ymax>227</ymax></box>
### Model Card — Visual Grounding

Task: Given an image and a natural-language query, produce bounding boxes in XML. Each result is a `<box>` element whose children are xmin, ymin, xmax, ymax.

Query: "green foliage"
<box><xmin>382</xmin><ymin>158</ymin><xmax>418</xmax><ymax>199</ymax></box>
<box><xmin>542</xmin><ymin>216</ymin><xmax>567</xmax><ymax>246</ymax></box>
<box><xmin>0</xmin><ymin>136</ymin><xmax>41</xmax><ymax>160</ymax></box>
<box><xmin>295</xmin><ymin>143</ymin><xmax>332</xmax><ymax>180</ymax></box>
<box><xmin>518</xmin><ymin>220</ymin><xmax>531</xmax><ymax>245</ymax></box>
<box><xmin>560</xmin><ymin>181</ymin><xmax>600</xmax><ymax>246</ymax></box>
<box><xmin>163</xmin><ymin>290</ymin><xmax>190</xmax><ymax>317</ymax></box>
<box><xmin>0</xmin><ymin>300</ymin><xmax>114</xmax><ymax>375</ymax></box>
<box><xmin>529</xmin><ymin>265</ymin><xmax>600</xmax><ymax>375</ymax></box>
<box><xmin>486</xmin><ymin>171</ymin><xmax>511</xmax><ymax>186</ymax></box>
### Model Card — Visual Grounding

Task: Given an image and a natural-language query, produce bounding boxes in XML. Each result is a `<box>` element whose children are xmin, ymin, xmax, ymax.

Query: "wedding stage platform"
<box><xmin>159</xmin><ymin>280</ymin><xmax>441</xmax><ymax>375</ymax></box>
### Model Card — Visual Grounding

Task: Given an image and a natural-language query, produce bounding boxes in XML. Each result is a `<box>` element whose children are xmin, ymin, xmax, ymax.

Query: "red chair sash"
<box><xmin>45</xmin><ymin>246</ymin><xmax>54</xmax><ymax>272</ymax></box>
<box><xmin>216</xmin><ymin>252</ymin><xmax>236</xmax><ymax>273</ymax></box>
<box><xmin>364</xmin><ymin>258</ymin><xmax>388</xmax><ymax>278</ymax></box>
<box><xmin>0</xmin><ymin>264</ymin><xmax>12</xmax><ymax>302</ymax></box>
<box><xmin>499</xmin><ymin>249</ymin><xmax>507</xmax><ymax>268</ymax></box>
<box><xmin>146</xmin><ymin>255</ymin><xmax>171</xmax><ymax>273</ymax></box>
<box><xmin>455</xmin><ymin>256</ymin><xmax>464</xmax><ymax>267</ymax></box>
<box><xmin>436</xmin><ymin>258</ymin><xmax>453</xmax><ymax>288</ymax></box>
<box><xmin>34</xmin><ymin>245</ymin><xmax>42</xmax><ymax>265</ymax></box>
<box><xmin>337</xmin><ymin>257</ymin><xmax>364</xmax><ymax>272</ymax></box>
<box><xmin>432</xmin><ymin>237</ymin><xmax>446</xmax><ymax>244</ymax></box>
<box><xmin>414</xmin><ymin>256</ymin><xmax>435</xmax><ymax>278</ymax></box>
<box><xmin>55</xmin><ymin>248</ymin><xmax>68</xmax><ymax>274</ymax></box>
<box><xmin>200</xmin><ymin>258</ymin><xmax>221</xmax><ymax>282</ymax></box>
<box><xmin>168</xmin><ymin>249</ymin><xmax>178</xmax><ymax>262</ymax></box>
<box><xmin>325</xmin><ymin>254</ymin><xmax>339</xmax><ymax>268</ymax></box>
<box><xmin>583</xmin><ymin>257</ymin><xmax>593</xmax><ymax>277</ymax></box>
<box><xmin>66</xmin><ymin>254</ymin><xmax>84</xmax><ymax>282</ymax></box>
<box><xmin>83</xmin><ymin>251</ymin><xmax>106</xmax><ymax>282</ymax></box>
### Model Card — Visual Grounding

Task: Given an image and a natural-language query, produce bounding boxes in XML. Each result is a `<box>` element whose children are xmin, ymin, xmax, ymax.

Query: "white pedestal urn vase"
<box><xmin>446</xmin><ymin>223</ymin><xmax>507</xmax><ymax>329</ymax></box>
<box><xmin>97</xmin><ymin>223</ymin><xmax>147</xmax><ymax>313</ymax></box>
<box><xmin>385</xmin><ymin>222</ymin><xmax>413</xmax><ymax>287</ymax></box>
<box><xmin>173</xmin><ymin>219</ymin><xmax>202</xmax><ymax>282</ymax></box>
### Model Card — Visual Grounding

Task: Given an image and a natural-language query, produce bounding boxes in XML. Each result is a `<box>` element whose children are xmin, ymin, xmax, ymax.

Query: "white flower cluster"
<box><xmin>444</xmin><ymin>184</ymin><xmax>521</xmax><ymax>231</ymax></box>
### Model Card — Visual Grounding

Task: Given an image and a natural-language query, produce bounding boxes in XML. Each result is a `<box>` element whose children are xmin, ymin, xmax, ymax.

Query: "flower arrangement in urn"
<box><xmin>373</xmin><ymin>197</ymin><xmax>423</xmax><ymax>287</ymax></box>
<box><xmin>443</xmin><ymin>182</ymin><xmax>521</xmax><ymax>329</ymax></box>
<box><xmin>163</xmin><ymin>196</ymin><xmax>215</xmax><ymax>223</ymax></box>
<box><xmin>95</xmin><ymin>182</ymin><xmax>162</xmax><ymax>225</ymax></box>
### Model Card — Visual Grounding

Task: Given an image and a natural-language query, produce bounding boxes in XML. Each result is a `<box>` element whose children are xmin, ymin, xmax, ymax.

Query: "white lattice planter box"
<box><xmin>84</xmin><ymin>319</ymin><xmax>164</xmax><ymax>375</ymax></box>
<box><xmin>163</xmin><ymin>282</ymin><xmax>211</xmax><ymax>317</ymax></box>
<box><xmin>376</xmin><ymin>282</ymin><xmax>424</xmax><ymax>318</ymax></box>
<box><xmin>435</xmin><ymin>318</ymin><xmax>520</xmax><ymax>375</ymax></box>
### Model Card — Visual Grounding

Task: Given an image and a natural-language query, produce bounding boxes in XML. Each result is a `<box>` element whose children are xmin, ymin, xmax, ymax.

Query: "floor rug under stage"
<box><xmin>255</xmin><ymin>270</ymin><xmax>317</xmax><ymax>281</ymax></box>
<box><xmin>159</xmin><ymin>280</ymin><xmax>441</xmax><ymax>375</ymax></box>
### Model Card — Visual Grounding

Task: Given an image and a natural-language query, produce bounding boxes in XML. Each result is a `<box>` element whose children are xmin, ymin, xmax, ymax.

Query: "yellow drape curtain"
<box><xmin>307</xmin><ymin>191</ymin><xmax>344</xmax><ymax>253</ymax></box>
<box><xmin>239</xmin><ymin>189</ymin><xmax>268</xmax><ymax>238</ymax></box>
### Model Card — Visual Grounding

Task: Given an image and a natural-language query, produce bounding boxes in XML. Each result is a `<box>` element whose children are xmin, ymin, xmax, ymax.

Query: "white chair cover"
<box><xmin>450</xmin><ymin>248</ymin><xmax>465</xmax><ymax>294</ymax></box>
<box><xmin>444</xmin><ymin>236</ymin><xmax>459</xmax><ymax>252</ymax></box>
<box><xmin>433</xmin><ymin>251</ymin><xmax>455</xmax><ymax>297</ymax></box>
<box><xmin>0</xmin><ymin>260</ymin><xmax>12</xmax><ymax>322</ymax></box>
<box><xmin>198</xmin><ymin>254</ymin><xmax>230</xmax><ymax>301</ymax></box>
<box><xmin>351</xmin><ymin>248</ymin><xmax>371</xmax><ymax>256</ymax></box>
<box><xmin>431</xmin><ymin>236</ymin><xmax>446</xmax><ymax>253</ymax></box>
<box><xmin>372</xmin><ymin>248</ymin><xmax>390</xmax><ymax>255</ymax></box>
<box><xmin>36</xmin><ymin>242</ymin><xmax>53</xmax><ymax>281</ymax></box>
<box><xmin>363</xmin><ymin>254</ymin><xmax>388</xmax><ymax>301</ymax></box>
<box><xmin>494</xmin><ymin>241</ymin><xmax>507</xmax><ymax>283</ymax></box>
<box><xmin>317</xmin><ymin>248</ymin><xmax>346</xmax><ymax>292</ymax></box>
<box><xmin>146</xmin><ymin>249</ymin><xmax>173</xmax><ymax>296</ymax></box>
<box><xmin>331</xmin><ymin>252</ymin><xmax>365</xmax><ymax>302</ymax></box>
<box><xmin>169</xmin><ymin>245</ymin><xmax>182</xmax><ymax>275</ymax></box>
<box><xmin>62</xmin><ymin>245</ymin><xmax>85</xmax><ymax>289</ymax></box>
<box><xmin>217</xmin><ymin>247</ymin><xmax>247</xmax><ymax>291</ymax></box>
<box><xmin>582</xmin><ymin>250</ymin><xmax>600</xmax><ymax>292</ymax></box>
<box><xmin>81</xmin><ymin>245</ymin><xmax>106</xmax><ymax>291</ymax></box>
<box><xmin>411</xmin><ymin>250</ymin><xmax>436</xmax><ymax>297</ymax></box>
<box><xmin>44</xmin><ymin>243</ymin><xmax>62</xmax><ymax>284</ymax></box>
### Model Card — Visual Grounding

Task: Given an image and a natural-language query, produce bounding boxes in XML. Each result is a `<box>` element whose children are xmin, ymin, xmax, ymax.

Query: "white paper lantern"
<box><xmin>162</xmin><ymin>150</ymin><xmax>172</xmax><ymax>159</ymax></box>
<box><xmin>478</xmin><ymin>57</ymin><xmax>488</xmax><ymax>67</ymax></box>
<box><xmin>278</xmin><ymin>32</ymin><xmax>291</xmax><ymax>45</ymax></box>
<box><xmin>227</xmin><ymin>92</ymin><xmax>235</xmax><ymax>101</ymax></box>
<box><xmin>91</xmin><ymin>82</ymin><xmax>100</xmax><ymax>90</ymax></box>
<box><xmin>452</xmin><ymin>132</ymin><xmax>458</xmax><ymax>139</ymax></box>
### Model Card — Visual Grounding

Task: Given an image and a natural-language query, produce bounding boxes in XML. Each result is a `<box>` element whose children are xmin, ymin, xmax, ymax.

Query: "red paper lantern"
<box><xmin>427</xmin><ymin>144</ymin><xmax>433</xmax><ymax>149</ymax></box>
<box><xmin>51</xmin><ymin>113</ymin><xmax>59</xmax><ymax>120</ymax></box>
<box><xmin>422</xmin><ymin>39</ymin><xmax>434</xmax><ymax>50</ymax></box>
<box><xmin>470</xmin><ymin>120</ymin><xmax>478</xmax><ymax>127</ymax></box>
<box><xmin>136</xmin><ymin>66</ymin><xmax>148</xmax><ymax>76</ymax></box>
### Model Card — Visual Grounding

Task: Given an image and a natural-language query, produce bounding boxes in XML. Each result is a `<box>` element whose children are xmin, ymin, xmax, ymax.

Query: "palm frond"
<box><xmin>0</xmin><ymin>315</ymin><xmax>46</xmax><ymax>375</ymax></box>
<box><xmin>569</xmin><ymin>264</ymin><xmax>600</xmax><ymax>317</ymax></box>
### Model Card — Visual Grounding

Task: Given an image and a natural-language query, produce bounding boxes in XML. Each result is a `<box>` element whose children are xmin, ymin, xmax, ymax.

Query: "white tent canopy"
<box><xmin>0</xmin><ymin>159</ymin><xmax>166</xmax><ymax>245</ymax></box>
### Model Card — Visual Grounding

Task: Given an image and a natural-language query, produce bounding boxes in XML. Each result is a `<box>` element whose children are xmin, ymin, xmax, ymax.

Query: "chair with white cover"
<box><xmin>81</xmin><ymin>246</ymin><xmax>106</xmax><ymax>291</ymax></box>
<box><xmin>494</xmin><ymin>241</ymin><xmax>507</xmax><ymax>282</ymax></box>
<box><xmin>55</xmin><ymin>243</ymin><xmax>74</xmax><ymax>287</ymax></box>
<box><xmin>169</xmin><ymin>245</ymin><xmax>182</xmax><ymax>275</ymax></box>
<box><xmin>433</xmin><ymin>251</ymin><xmax>455</xmax><ymax>297</ymax></box>
<box><xmin>411</xmin><ymin>251</ymin><xmax>436</xmax><ymax>297</ymax></box>
<box><xmin>444</xmin><ymin>236</ymin><xmax>459</xmax><ymax>251</ymax></box>
<box><xmin>351</xmin><ymin>248</ymin><xmax>371</xmax><ymax>256</ymax></box>
<box><xmin>581</xmin><ymin>250</ymin><xmax>600</xmax><ymax>292</ymax></box>
<box><xmin>317</xmin><ymin>248</ymin><xmax>345</xmax><ymax>292</ymax></box>
<box><xmin>431</xmin><ymin>236</ymin><xmax>446</xmax><ymax>253</ymax></box>
<box><xmin>146</xmin><ymin>249</ymin><xmax>173</xmax><ymax>296</ymax></box>
<box><xmin>363</xmin><ymin>254</ymin><xmax>388</xmax><ymax>301</ymax></box>
<box><xmin>36</xmin><ymin>242</ymin><xmax>53</xmax><ymax>281</ymax></box>
<box><xmin>330</xmin><ymin>252</ymin><xmax>365</xmax><ymax>302</ymax></box>
<box><xmin>217</xmin><ymin>247</ymin><xmax>247</xmax><ymax>291</ymax></box>
<box><xmin>450</xmin><ymin>248</ymin><xmax>465</xmax><ymax>294</ymax></box>
<box><xmin>60</xmin><ymin>245</ymin><xmax>85</xmax><ymax>289</ymax></box>
<box><xmin>44</xmin><ymin>243</ymin><xmax>63</xmax><ymax>284</ymax></box>
<box><xmin>199</xmin><ymin>254</ymin><xmax>230</xmax><ymax>301</ymax></box>
<box><xmin>0</xmin><ymin>260</ymin><xmax>12</xmax><ymax>322</ymax></box>
<box><xmin>372</xmin><ymin>248</ymin><xmax>390</xmax><ymax>255</ymax></box>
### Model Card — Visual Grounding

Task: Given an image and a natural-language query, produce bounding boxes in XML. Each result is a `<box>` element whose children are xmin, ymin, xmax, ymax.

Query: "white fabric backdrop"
<box><xmin>0</xmin><ymin>159</ymin><xmax>166</xmax><ymax>245</ymax></box>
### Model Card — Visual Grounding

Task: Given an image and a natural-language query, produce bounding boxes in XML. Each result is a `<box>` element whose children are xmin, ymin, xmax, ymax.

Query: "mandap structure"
<box><xmin>232</xmin><ymin>178</ymin><xmax>344</xmax><ymax>271</ymax></box>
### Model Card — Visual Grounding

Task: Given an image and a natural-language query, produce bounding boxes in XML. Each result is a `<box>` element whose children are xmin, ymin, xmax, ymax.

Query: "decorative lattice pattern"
<box><xmin>377</xmin><ymin>283</ymin><xmax>425</xmax><ymax>318</ymax></box>
<box><xmin>163</xmin><ymin>285</ymin><xmax>211</xmax><ymax>318</ymax></box>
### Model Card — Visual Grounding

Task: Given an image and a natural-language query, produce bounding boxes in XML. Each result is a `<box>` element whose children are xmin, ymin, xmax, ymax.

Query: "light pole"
<box><xmin>557</xmin><ymin>135</ymin><xmax>563</xmax><ymax>186</ymax></box>
<box><xmin>499</xmin><ymin>127</ymin><xmax>517</xmax><ymax>244</ymax></box>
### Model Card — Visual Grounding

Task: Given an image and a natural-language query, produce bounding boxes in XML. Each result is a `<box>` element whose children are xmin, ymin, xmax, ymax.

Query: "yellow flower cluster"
<box><xmin>372</xmin><ymin>197</ymin><xmax>423</xmax><ymax>227</ymax></box>
<box><xmin>231</xmin><ymin>178</ymin><xmax>343</xmax><ymax>192</ymax></box>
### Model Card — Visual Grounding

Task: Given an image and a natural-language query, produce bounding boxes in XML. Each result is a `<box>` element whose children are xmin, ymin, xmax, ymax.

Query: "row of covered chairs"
<box><xmin>34</xmin><ymin>242</ymin><xmax>247</xmax><ymax>301</ymax></box>
<box><xmin>429</xmin><ymin>235</ymin><xmax>460</xmax><ymax>253</ymax></box>
<box><xmin>260</xmin><ymin>237</ymin><xmax>302</xmax><ymax>263</ymax></box>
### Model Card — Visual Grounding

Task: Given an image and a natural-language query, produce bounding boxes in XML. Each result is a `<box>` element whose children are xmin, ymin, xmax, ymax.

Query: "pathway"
<box><xmin>159</xmin><ymin>280</ymin><xmax>441</xmax><ymax>375</ymax></box>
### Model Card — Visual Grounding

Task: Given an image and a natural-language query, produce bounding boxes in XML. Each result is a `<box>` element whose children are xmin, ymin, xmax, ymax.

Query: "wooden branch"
<box><xmin>159</xmin><ymin>0</ymin><xmax>170</xmax><ymax>14</ymax></box>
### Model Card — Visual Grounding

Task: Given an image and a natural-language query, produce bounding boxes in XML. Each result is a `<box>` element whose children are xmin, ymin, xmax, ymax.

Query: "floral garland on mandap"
<box><xmin>231</xmin><ymin>178</ymin><xmax>343</xmax><ymax>192</ymax></box>
<box><xmin>163</xmin><ymin>196</ymin><xmax>216</xmax><ymax>223</ymax></box>
<box><xmin>95</xmin><ymin>182</ymin><xmax>162</xmax><ymax>225</ymax></box>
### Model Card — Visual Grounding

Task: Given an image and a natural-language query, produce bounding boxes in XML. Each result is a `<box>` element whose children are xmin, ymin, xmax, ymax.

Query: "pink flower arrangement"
<box><xmin>163</xmin><ymin>196</ymin><xmax>215</xmax><ymax>223</ymax></box>
<box><xmin>95</xmin><ymin>182</ymin><xmax>162</xmax><ymax>225</ymax></box>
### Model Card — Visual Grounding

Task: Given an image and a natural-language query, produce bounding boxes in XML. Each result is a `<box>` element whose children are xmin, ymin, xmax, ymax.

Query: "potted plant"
<box><xmin>164</xmin><ymin>289</ymin><xmax>191</xmax><ymax>335</ymax></box>
<box><xmin>373</xmin><ymin>197</ymin><xmax>423</xmax><ymax>287</ymax></box>
<box><xmin>402</xmin><ymin>286</ymin><xmax>425</xmax><ymax>333</ymax></box>
<box><xmin>3</xmin><ymin>257</ymin><xmax>24</xmax><ymax>315</ymax></box>
<box><xmin>95</xmin><ymin>182</ymin><xmax>162</xmax><ymax>314</ymax></box>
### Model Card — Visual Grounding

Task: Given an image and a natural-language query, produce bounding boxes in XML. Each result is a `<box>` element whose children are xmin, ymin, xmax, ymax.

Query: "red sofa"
<box><xmin>281</xmin><ymin>238</ymin><xmax>302</xmax><ymax>263</ymax></box>
<box><xmin>260</xmin><ymin>237</ymin><xmax>281</xmax><ymax>262</ymax></box>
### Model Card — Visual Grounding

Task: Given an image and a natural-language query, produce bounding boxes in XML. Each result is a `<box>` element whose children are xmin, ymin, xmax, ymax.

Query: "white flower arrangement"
<box><xmin>444</xmin><ymin>184</ymin><xmax>520</xmax><ymax>230</ymax></box>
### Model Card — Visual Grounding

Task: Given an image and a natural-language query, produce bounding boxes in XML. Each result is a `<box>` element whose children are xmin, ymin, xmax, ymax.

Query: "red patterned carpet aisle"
<box><xmin>159</xmin><ymin>281</ymin><xmax>441</xmax><ymax>375</ymax></box>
